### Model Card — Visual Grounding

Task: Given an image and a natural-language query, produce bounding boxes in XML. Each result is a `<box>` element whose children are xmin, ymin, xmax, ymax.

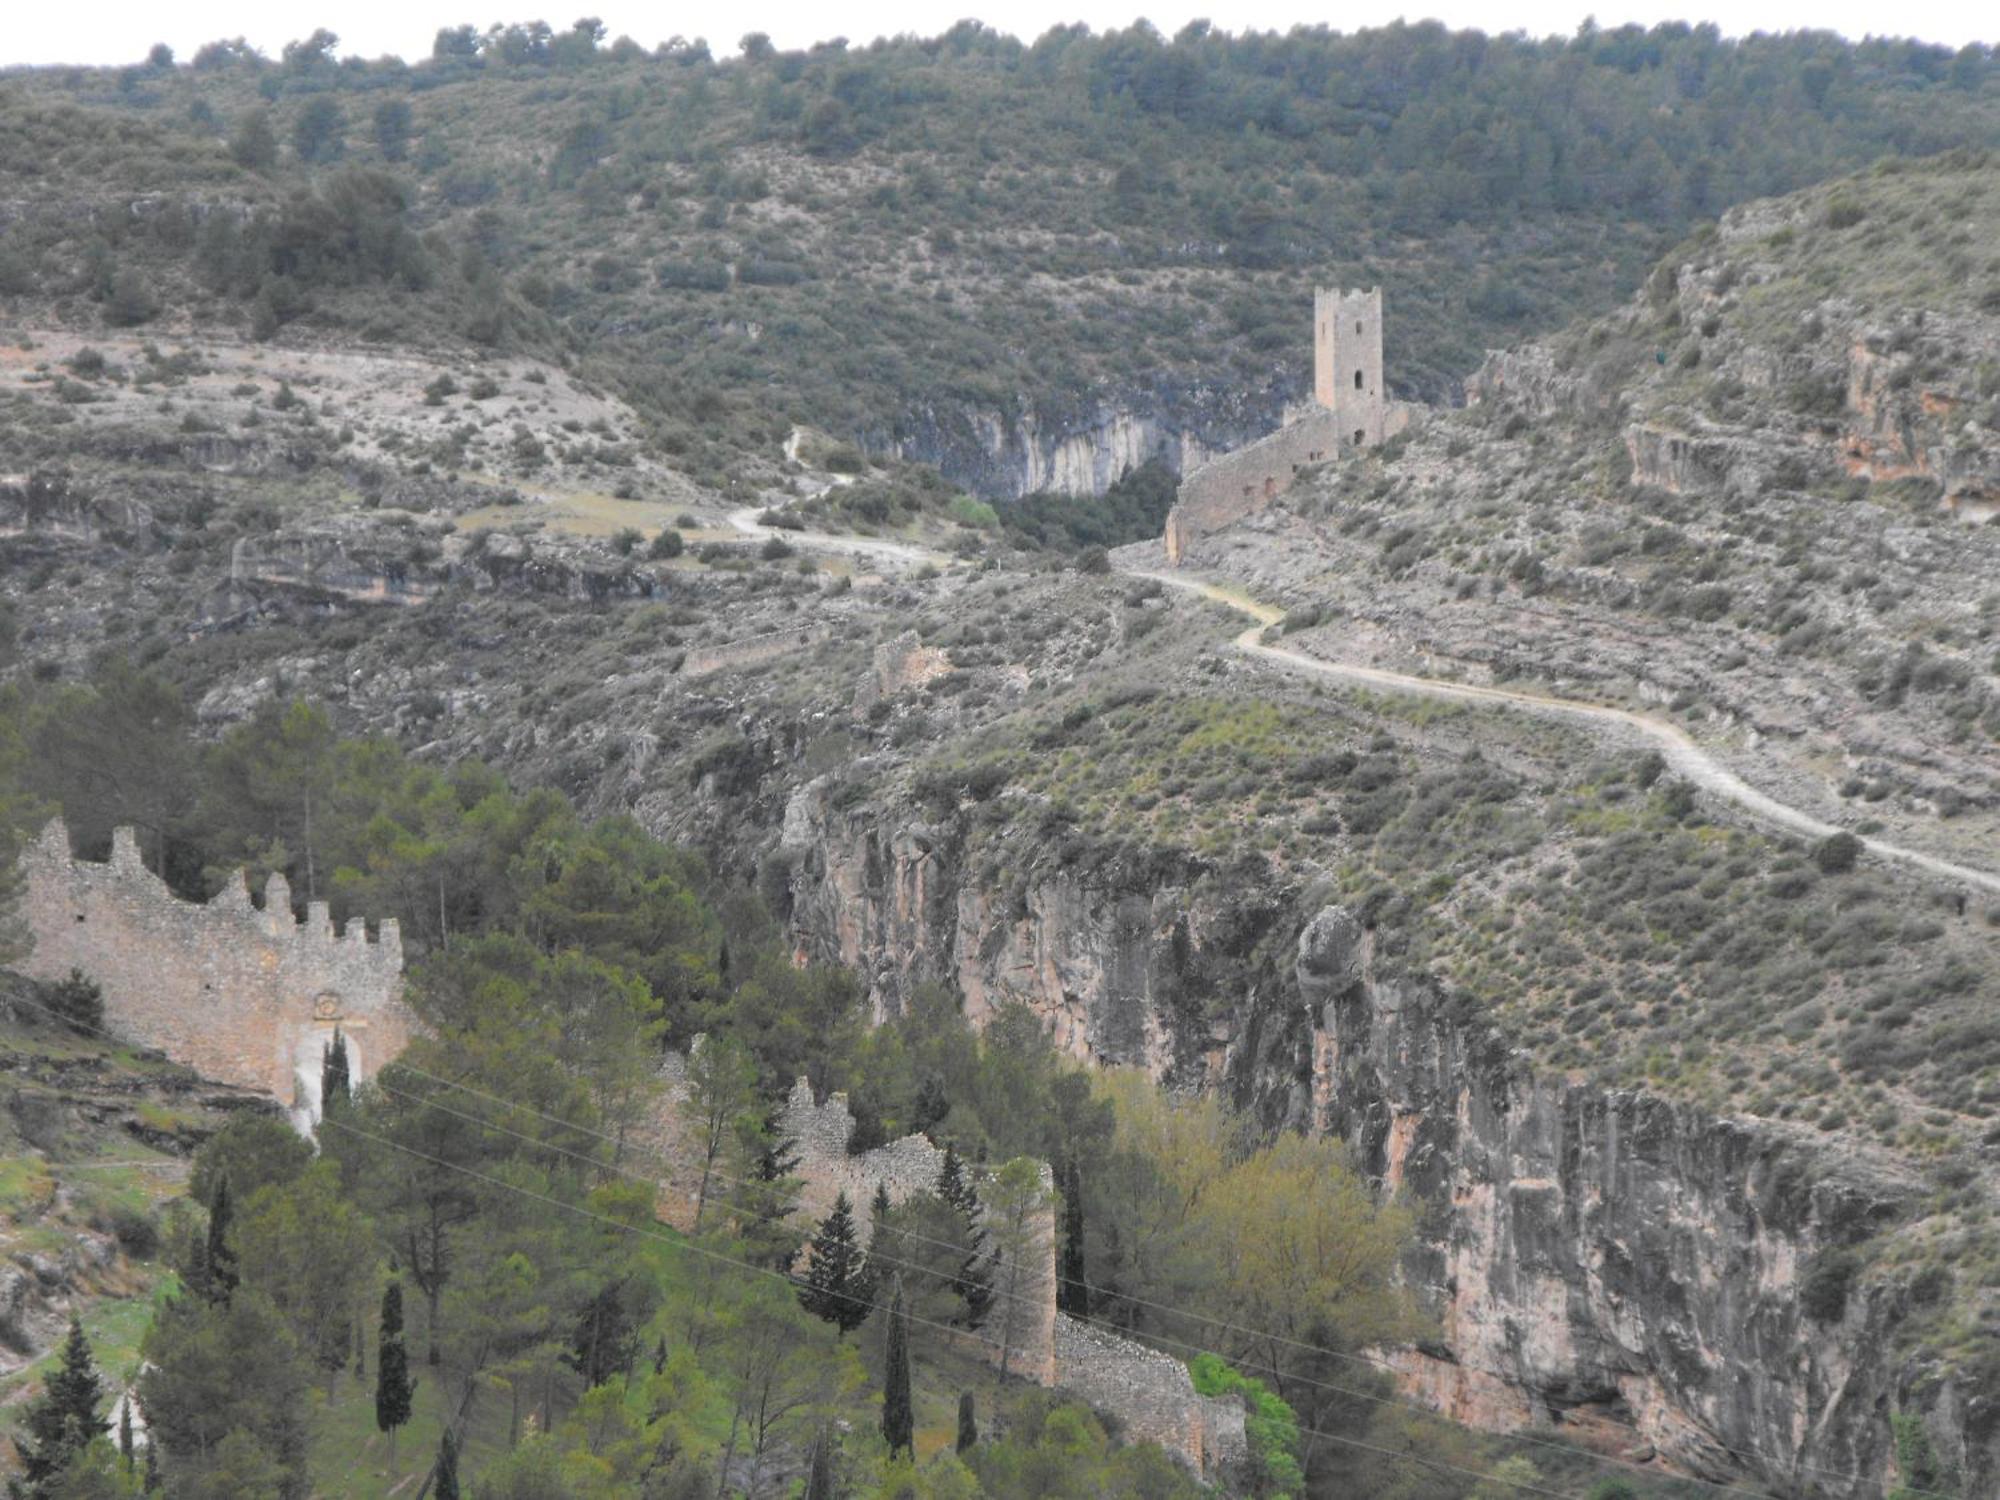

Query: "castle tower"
<box><xmin>1314</xmin><ymin>286</ymin><xmax>1387</xmax><ymax>448</ymax></box>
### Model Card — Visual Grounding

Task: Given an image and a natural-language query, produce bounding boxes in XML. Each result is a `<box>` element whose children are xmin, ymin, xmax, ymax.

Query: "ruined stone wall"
<box><xmin>1055</xmin><ymin>1315</ymin><xmax>1246</xmax><ymax>1476</ymax></box>
<box><xmin>19</xmin><ymin>821</ymin><xmax>414</xmax><ymax>1122</ymax></box>
<box><xmin>640</xmin><ymin>1052</ymin><xmax>1240</xmax><ymax>1470</ymax></box>
<box><xmin>1164</xmin><ymin>284</ymin><xmax>1417</xmax><ymax>565</ymax></box>
<box><xmin>1163</xmin><ymin>410</ymin><xmax>1342</xmax><ymax>564</ymax></box>
<box><xmin>681</xmin><ymin>625</ymin><xmax>829</xmax><ymax>679</ymax></box>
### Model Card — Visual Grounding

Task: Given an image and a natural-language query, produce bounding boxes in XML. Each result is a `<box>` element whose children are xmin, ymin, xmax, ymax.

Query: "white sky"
<box><xmin>4</xmin><ymin>0</ymin><xmax>1989</xmax><ymax>69</ymax></box>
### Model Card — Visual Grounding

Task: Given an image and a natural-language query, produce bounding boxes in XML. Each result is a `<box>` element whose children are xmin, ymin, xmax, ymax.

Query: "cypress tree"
<box><xmin>956</xmin><ymin>1391</ymin><xmax>977</xmax><ymax>1454</ymax></box>
<box><xmin>204</xmin><ymin>1173</ymin><xmax>238</xmax><ymax>1306</ymax></box>
<box><xmin>14</xmin><ymin>1314</ymin><xmax>105</xmax><ymax>1493</ymax></box>
<box><xmin>118</xmin><ymin>1398</ymin><xmax>133</xmax><ymax>1470</ymax></box>
<box><xmin>142</xmin><ymin>1437</ymin><xmax>159</xmax><ymax>1494</ymax></box>
<box><xmin>375</xmin><ymin>1281</ymin><xmax>414</xmax><ymax>1470</ymax></box>
<box><xmin>804</xmin><ymin>1425</ymin><xmax>834</xmax><ymax>1500</ymax></box>
<box><xmin>937</xmin><ymin>1142</ymin><xmax>975</xmax><ymax>1218</ymax></box>
<box><xmin>320</xmin><ymin>1027</ymin><xmax>350</xmax><ymax>1113</ymax></box>
<box><xmin>1058</xmin><ymin>1155</ymin><xmax>1090</xmax><ymax>1318</ymax></box>
<box><xmin>798</xmin><ymin>1192</ymin><xmax>875</xmax><ymax>1335</ymax></box>
<box><xmin>432</xmin><ymin>1427</ymin><xmax>459</xmax><ymax>1500</ymax></box>
<box><xmin>880</xmin><ymin>1278</ymin><xmax>912</xmax><ymax>1459</ymax></box>
<box><xmin>870</xmin><ymin>1180</ymin><xmax>891</xmax><ymax>1227</ymax></box>
<box><xmin>182</xmin><ymin>1231</ymin><xmax>211</xmax><ymax>1304</ymax></box>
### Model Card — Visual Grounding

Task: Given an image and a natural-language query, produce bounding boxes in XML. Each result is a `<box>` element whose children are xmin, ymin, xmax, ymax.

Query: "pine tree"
<box><xmin>432</xmin><ymin>1427</ymin><xmax>459</xmax><ymax>1500</ymax></box>
<box><xmin>871</xmin><ymin>1180</ymin><xmax>892</xmax><ymax>1227</ymax></box>
<box><xmin>956</xmin><ymin>1391</ymin><xmax>977</xmax><ymax>1454</ymax></box>
<box><xmin>938</xmin><ymin>1146</ymin><xmax>992</xmax><ymax>1327</ymax></box>
<box><xmin>374</xmin><ymin>1281</ymin><xmax>414</xmax><ymax>1470</ymax></box>
<box><xmin>880</xmin><ymin>1278</ymin><xmax>912</xmax><ymax>1460</ymax></box>
<box><xmin>804</xmin><ymin>1425</ymin><xmax>834</xmax><ymax>1500</ymax></box>
<box><xmin>204</xmin><ymin>1173</ymin><xmax>238</xmax><ymax>1306</ymax></box>
<box><xmin>13</xmin><ymin>1315</ymin><xmax>105</xmax><ymax>1494</ymax></box>
<box><xmin>1058</xmin><ymin>1155</ymin><xmax>1090</xmax><ymax>1318</ymax></box>
<box><xmin>937</xmin><ymin>1142</ymin><xmax>975</xmax><ymax>1218</ymax></box>
<box><xmin>740</xmin><ymin>1120</ymin><xmax>803</xmax><ymax>1270</ymax></box>
<box><xmin>798</xmin><ymin>1192</ymin><xmax>875</xmax><ymax>1335</ymax></box>
<box><xmin>320</xmin><ymin>1027</ymin><xmax>350</xmax><ymax>1113</ymax></box>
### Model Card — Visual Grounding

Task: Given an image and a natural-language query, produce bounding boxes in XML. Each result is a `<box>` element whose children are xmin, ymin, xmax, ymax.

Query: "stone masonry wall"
<box><xmin>19</xmin><ymin>820</ymin><xmax>414</xmax><ymax>1123</ymax></box>
<box><xmin>1164</xmin><ymin>410</ymin><xmax>1343</xmax><ymax>564</ymax></box>
<box><xmin>1164</xmin><ymin>286</ymin><xmax>1415</xmax><ymax>564</ymax></box>
<box><xmin>1055</xmin><ymin>1314</ymin><xmax>1246</xmax><ymax>1476</ymax></box>
<box><xmin>641</xmin><ymin>1050</ymin><xmax>1240</xmax><ymax>1474</ymax></box>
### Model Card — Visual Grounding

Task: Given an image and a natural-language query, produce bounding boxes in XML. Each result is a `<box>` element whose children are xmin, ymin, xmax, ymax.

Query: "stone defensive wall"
<box><xmin>19</xmin><ymin>821</ymin><xmax>414</xmax><ymax>1124</ymax></box>
<box><xmin>1055</xmin><ymin>1314</ymin><xmax>1245</xmax><ymax>1475</ymax></box>
<box><xmin>1162</xmin><ymin>402</ymin><xmax>1414</xmax><ymax>565</ymax></box>
<box><xmin>1164</xmin><ymin>409</ymin><xmax>1343</xmax><ymax>564</ymax></box>
<box><xmin>642</xmin><ymin>1050</ymin><xmax>1245</xmax><ymax>1477</ymax></box>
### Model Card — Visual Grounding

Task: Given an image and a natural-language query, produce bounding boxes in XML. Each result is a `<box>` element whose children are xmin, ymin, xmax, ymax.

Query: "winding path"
<box><xmin>721</xmin><ymin>494</ymin><xmax>2000</xmax><ymax>897</ymax></box>
<box><xmin>1125</xmin><ymin>566</ymin><xmax>2000</xmax><ymax>899</ymax></box>
<box><xmin>725</xmin><ymin>504</ymin><xmax>941</xmax><ymax>569</ymax></box>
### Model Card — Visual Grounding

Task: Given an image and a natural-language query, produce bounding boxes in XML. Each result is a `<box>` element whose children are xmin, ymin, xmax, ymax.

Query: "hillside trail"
<box><xmin>1123</xmin><ymin>564</ymin><xmax>2000</xmax><ymax>898</ymax></box>
<box><xmin>725</xmin><ymin>502</ymin><xmax>943</xmax><ymax>568</ymax></box>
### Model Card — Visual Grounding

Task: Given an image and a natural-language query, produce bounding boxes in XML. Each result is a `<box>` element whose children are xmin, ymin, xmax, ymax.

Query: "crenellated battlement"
<box><xmin>18</xmin><ymin>820</ymin><xmax>415</xmax><ymax>1122</ymax></box>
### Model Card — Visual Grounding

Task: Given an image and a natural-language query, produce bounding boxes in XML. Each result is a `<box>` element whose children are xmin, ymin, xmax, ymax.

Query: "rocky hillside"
<box><xmin>4</xmin><ymin>26</ymin><xmax>1999</xmax><ymax>498</ymax></box>
<box><xmin>1169</xmin><ymin>151</ymin><xmax>2000</xmax><ymax>874</ymax></box>
<box><xmin>5</xmin><ymin>67</ymin><xmax>2000</xmax><ymax>1498</ymax></box>
<box><xmin>0</xmin><ymin>975</ymin><xmax>271</xmax><ymax>1439</ymax></box>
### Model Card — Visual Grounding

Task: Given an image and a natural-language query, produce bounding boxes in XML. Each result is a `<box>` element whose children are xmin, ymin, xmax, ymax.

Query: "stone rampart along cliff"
<box><xmin>19</xmin><ymin>821</ymin><xmax>414</xmax><ymax>1125</ymax></box>
<box><xmin>640</xmin><ymin>1050</ymin><xmax>1243</xmax><ymax>1476</ymax></box>
<box><xmin>1162</xmin><ymin>402</ymin><xmax>1415</xmax><ymax>564</ymax></box>
<box><xmin>1164</xmin><ymin>411</ymin><xmax>1343</xmax><ymax>565</ymax></box>
<box><xmin>776</xmin><ymin>793</ymin><xmax>1986</xmax><ymax>1495</ymax></box>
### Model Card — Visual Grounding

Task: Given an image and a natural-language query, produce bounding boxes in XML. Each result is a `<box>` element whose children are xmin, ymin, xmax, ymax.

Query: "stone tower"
<box><xmin>1314</xmin><ymin>286</ymin><xmax>1388</xmax><ymax>448</ymax></box>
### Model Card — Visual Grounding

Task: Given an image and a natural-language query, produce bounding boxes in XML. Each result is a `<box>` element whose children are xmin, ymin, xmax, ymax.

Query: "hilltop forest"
<box><xmin>2</xmin><ymin>20</ymin><xmax>1998</xmax><ymax>494</ymax></box>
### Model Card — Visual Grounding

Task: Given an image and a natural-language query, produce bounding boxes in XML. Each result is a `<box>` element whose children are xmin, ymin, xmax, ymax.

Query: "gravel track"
<box><xmin>1127</xmin><ymin>566</ymin><xmax>2000</xmax><ymax>898</ymax></box>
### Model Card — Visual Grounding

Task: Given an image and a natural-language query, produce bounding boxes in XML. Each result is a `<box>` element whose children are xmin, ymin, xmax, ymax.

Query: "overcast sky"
<box><xmin>6</xmin><ymin>0</ymin><xmax>1989</xmax><ymax>69</ymax></box>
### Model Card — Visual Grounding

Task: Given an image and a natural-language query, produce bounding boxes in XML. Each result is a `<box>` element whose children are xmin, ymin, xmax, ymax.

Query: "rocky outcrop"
<box><xmin>1287</xmin><ymin>906</ymin><xmax>1967</xmax><ymax>1496</ymax></box>
<box><xmin>779</xmin><ymin>785</ymin><xmax>1990</xmax><ymax>1494</ymax></box>
<box><xmin>872</xmin><ymin>385</ymin><xmax>1278</xmax><ymax>499</ymax></box>
<box><xmin>780</xmin><ymin>780</ymin><xmax>1249</xmax><ymax>1081</ymax></box>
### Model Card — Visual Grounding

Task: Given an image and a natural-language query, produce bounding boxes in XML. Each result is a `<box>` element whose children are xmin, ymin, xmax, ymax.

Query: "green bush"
<box><xmin>45</xmin><ymin>968</ymin><xmax>105</xmax><ymax>1035</ymax></box>
<box><xmin>1800</xmin><ymin>1249</ymin><xmax>1859</xmax><ymax>1323</ymax></box>
<box><xmin>1813</xmin><ymin>831</ymin><xmax>1863</xmax><ymax>875</ymax></box>
<box><xmin>1189</xmin><ymin>1354</ymin><xmax>1303</xmax><ymax>1499</ymax></box>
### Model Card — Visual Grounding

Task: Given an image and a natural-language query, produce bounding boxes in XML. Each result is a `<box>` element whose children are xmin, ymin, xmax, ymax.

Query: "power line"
<box><xmin>315</xmin><ymin>1111</ymin><xmax>1576</xmax><ymax>1500</ymax></box>
<box><xmin>385</xmin><ymin>1055</ymin><xmax>1938</xmax><ymax>1496</ymax></box>
<box><xmin>377</xmin><ymin>1061</ymin><xmax>1854</xmax><ymax>1500</ymax></box>
<box><xmin>0</xmin><ymin>985</ymin><xmax>1933</xmax><ymax>1497</ymax></box>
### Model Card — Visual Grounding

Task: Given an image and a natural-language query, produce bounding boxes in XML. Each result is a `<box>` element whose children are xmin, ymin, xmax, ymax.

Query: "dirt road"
<box><xmin>1127</xmin><ymin>566</ymin><xmax>2000</xmax><ymax>898</ymax></box>
<box><xmin>725</xmin><ymin>505</ymin><xmax>944</xmax><ymax>569</ymax></box>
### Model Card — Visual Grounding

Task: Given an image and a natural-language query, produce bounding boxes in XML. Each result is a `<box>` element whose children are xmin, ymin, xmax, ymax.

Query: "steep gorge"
<box><xmin>778</xmin><ymin>785</ymin><xmax>1992</xmax><ymax>1497</ymax></box>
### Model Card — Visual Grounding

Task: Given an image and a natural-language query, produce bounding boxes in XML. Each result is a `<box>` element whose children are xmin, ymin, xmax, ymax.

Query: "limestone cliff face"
<box><xmin>1283</xmin><ymin>908</ymin><xmax>1978</xmax><ymax>1497</ymax></box>
<box><xmin>870</xmin><ymin>384</ymin><xmax>1279</xmax><ymax>499</ymax></box>
<box><xmin>779</xmin><ymin>781</ymin><xmax>1258</xmax><ymax>1082</ymax></box>
<box><xmin>780</xmin><ymin>787</ymin><xmax>1990</xmax><ymax>1494</ymax></box>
